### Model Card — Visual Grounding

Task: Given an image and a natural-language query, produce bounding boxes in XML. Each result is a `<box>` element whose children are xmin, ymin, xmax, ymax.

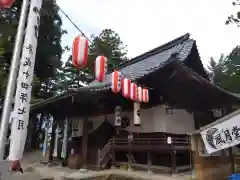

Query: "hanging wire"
<box><xmin>55</xmin><ymin>3</ymin><xmax>124</xmax><ymax>62</ymax></box>
<box><xmin>56</xmin><ymin>4</ymin><xmax>93</xmax><ymax>44</ymax></box>
<box><xmin>55</xmin><ymin>3</ymin><xmax>153</xmax><ymax>90</ymax></box>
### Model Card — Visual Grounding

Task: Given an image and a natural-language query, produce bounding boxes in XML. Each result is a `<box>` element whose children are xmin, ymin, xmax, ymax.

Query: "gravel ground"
<box><xmin>0</xmin><ymin>150</ymin><xmax>49</xmax><ymax>180</ymax></box>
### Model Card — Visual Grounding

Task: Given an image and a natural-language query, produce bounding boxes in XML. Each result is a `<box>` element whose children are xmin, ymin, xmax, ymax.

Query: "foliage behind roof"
<box><xmin>31</xmin><ymin>33</ymin><xmax>208</xmax><ymax>110</ymax></box>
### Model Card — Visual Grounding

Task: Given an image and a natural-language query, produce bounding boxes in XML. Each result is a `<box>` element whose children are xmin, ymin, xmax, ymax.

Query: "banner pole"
<box><xmin>0</xmin><ymin>0</ymin><xmax>29</xmax><ymax>160</ymax></box>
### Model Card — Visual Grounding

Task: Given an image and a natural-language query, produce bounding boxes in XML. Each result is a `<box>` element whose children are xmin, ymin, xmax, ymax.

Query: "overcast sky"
<box><xmin>56</xmin><ymin>0</ymin><xmax>240</xmax><ymax>67</ymax></box>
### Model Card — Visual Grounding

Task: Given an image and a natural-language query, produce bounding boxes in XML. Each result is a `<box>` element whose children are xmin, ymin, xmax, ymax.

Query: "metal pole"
<box><xmin>0</xmin><ymin>0</ymin><xmax>29</xmax><ymax>160</ymax></box>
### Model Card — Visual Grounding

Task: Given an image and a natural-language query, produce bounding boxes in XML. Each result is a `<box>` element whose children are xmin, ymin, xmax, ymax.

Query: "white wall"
<box><xmin>70</xmin><ymin>104</ymin><xmax>195</xmax><ymax>136</ymax></box>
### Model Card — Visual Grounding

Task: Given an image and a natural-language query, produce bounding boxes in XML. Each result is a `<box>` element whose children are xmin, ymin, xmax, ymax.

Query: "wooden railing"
<box><xmin>98</xmin><ymin>136</ymin><xmax>190</xmax><ymax>167</ymax></box>
<box><xmin>114</xmin><ymin>137</ymin><xmax>189</xmax><ymax>146</ymax></box>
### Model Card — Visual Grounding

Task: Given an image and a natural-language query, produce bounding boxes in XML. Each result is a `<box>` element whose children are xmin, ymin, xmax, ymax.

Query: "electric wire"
<box><xmin>55</xmin><ymin>3</ymin><xmax>153</xmax><ymax>90</ymax></box>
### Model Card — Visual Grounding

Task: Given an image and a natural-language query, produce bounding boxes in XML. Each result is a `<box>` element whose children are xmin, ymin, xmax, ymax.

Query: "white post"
<box><xmin>0</xmin><ymin>0</ymin><xmax>30</xmax><ymax>160</ymax></box>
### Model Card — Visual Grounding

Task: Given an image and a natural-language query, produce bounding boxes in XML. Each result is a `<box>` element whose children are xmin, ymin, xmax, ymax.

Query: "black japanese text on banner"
<box><xmin>8</xmin><ymin>0</ymin><xmax>42</xmax><ymax>161</ymax></box>
<box><xmin>200</xmin><ymin>112</ymin><xmax>240</xmax><ymax>154</ymax></box>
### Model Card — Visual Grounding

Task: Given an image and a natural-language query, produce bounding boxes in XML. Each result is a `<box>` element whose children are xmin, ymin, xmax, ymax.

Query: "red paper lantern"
<box><xmin>130</xmin><ymin>83</ymin><xmax>137</xmax><ymax>101</ymax></box>
<box><xmin>72</xmin><ymin>35</ymin><xmax>88</xmax><ymax>68</ymax></box>
<box><xmin>137</xmin><ymin>86</ymin><xmax>143</xmax><ymax>102</ymax></box>
<box><xmin>0</xmin><ymin>0</ymin><xmax>15</xmax><ymax>8</ymax></box>
<box><xmin>142</xmin><ymin>88</ymin><xmax>149</xmax><ymax>103</ymax></box>
<box><xmin>95</xmin><ymin>55</ymin><xmax>107</xmax><ymax>82</ymax></box>
<box><xmin>111</xmin><ymin>70</ymin><xmax>122</xmax><ymax>93</ymax></box>
<box><xmin>122</xmin><ymin>78</ymin><xmax>131</xmax><ymax>98</ymax></box>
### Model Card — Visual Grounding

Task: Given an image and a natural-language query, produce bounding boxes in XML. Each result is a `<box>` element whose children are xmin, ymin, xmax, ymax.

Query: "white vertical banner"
<box><xmin>61</xmin><ymin>117</ymin><xmax>68</xmax><ymax>158</ymax></box>
<box><xmin>53</xmin><ymin>125</ymin><xmax>59</xmax><ymax>157</ymax></box>
<box><xmin>8</xmin><ymin>0</ymin><xmax>42</xmax><ymax>161</ymax></box>
<box><xmin>133</xmin><ymin>102</ymin><xmax>141</xmax><ymax>126</ymax></box>
<box><xmin>42</xmin><ymin>126</ymin><xmax>48</xmax><ymax>157</ymax></box>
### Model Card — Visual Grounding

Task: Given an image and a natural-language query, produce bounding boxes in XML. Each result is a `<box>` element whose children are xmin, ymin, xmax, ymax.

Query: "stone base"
<box><xmin>128</xmin><ymin>167</ymin><xmax>133</xmax><ymax>172</ymax></box>
<box><xmin>111</xmin><ymin>165</ymin><xmax>116</xmax><ymax>169</ymax></box>
<box><xmin>147</xmin><ymin>170</ymin><xmax>152</xmax><ymax>175</ymax></box>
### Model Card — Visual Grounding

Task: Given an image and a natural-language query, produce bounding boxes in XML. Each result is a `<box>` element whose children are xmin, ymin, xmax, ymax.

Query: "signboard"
<box><xmin>200</xmin><ymin>113</ymin><xmax>240</xmax><ymax>154</ymax></box>
<box><xmin>133</xmin><ymin>102</ymin><xmax>140</xmax><ymax>126</ymax></box>
<box><xmin>115</xmin><ymin>106</ymin><xmax>122</xmax><ymax>127</ymax></box>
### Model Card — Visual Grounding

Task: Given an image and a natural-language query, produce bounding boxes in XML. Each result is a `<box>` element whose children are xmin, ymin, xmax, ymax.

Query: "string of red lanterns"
<box><xmin>72</xmin><ymin>35</ymin><xmax>149</xmax><ymax>103</ymax></box>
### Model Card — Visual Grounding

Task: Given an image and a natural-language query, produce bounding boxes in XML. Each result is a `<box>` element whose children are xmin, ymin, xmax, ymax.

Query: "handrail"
<box><xmin>114</xmin><ymin>137</ymin><xmax>189</xmax><ymax>145</ymax></box>
<box><xmin>99</xmin><ymin>136</ymin><xmax>190</xmax><ymax>165</ymax></box>
<box><xmin>100</xmin><ymin>139</ymin><xmax>113</xmax><ymax>159</ymax></box>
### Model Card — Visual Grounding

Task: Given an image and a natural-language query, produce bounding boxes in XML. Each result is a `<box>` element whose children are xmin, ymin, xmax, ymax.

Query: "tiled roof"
<box><xmin>70</xmin><ymin>33</ymin><xmax>195</xmax><ymax>92</ymax></box>
<box><xmin>31</xmin><ymin>33</ymin><xmax>198</xmax><ymax>109</ymax></box>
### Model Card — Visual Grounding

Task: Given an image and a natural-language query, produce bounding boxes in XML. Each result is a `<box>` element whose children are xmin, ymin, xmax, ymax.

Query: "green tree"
<box><xmin>226</xmin><ymin>0</ymin><xmax>240</xmax><ymax>26</ymax></box>
<box><xmin>0</xmin><ymin>0</ymin><xmax>67</xmax><ymax>100</ymax></box>
<box><xmin>88</xmin><ymin>29</ymin><xmax>128</xmax><ymax>71</ymax></box>
<box><xmin>55</xmin><ymin>29</ymin><xmax>128</xmax><ymax>93</ymax></box>
<box><xmin>207</xmin><ymin>54</ymin><xmax>226</xmax><ymax>83</ymax></box>
<box><xmin>208</xmin><ymin>47</ymin><xmax>240</xmax><ymax>93</ymax></box>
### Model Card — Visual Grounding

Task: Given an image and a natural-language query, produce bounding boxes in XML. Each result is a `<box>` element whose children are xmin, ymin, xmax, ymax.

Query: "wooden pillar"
<box><xmin>25</xmin><ymin>113</ymin><xmax>33</xmax><ymax>152</ymax></box>
<box><xmin>229</xmin><ymin>147</ymin><xmax>235</xmax><ymax>174</ymax></box>
<box><xmin>191</xmin><ymin>134</ymin><xmax>232</xmax><ymax>180</ymax></box>
<box><xmin>171</xmin><ymin>149</ymin><xmax>177</xmax><ymax>175</ymax></box>
<box><xmin>147</xmin><ymin>151</ymin><xmax>152</xmax><ymax>174</ymax></box>
<box><xmin>128</xmin><ymin>134</ymin><xmax>132</xmax><ymax>171</ymax></box>
<box><xmin>111</xmin><ymin>136</ymin><xmax>116</xmax><ymax>168</ymax></box>
<box><xmin>81</xmin><ymin>118</ymin><xmax>88</xmax><ymax>168</ymax></box>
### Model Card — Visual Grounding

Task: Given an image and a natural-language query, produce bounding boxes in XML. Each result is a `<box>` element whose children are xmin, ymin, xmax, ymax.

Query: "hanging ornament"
<box><xmin>142</xmin><ymin>88</ymin><xmax>149</xmax><ymax>103</ymax></box>
<box><xmin>137</xmin><ymin>86</ymin><xmax>143</xmax><ymax>102</ymax></box>
<box><xmin>114</xmin><ymin>106</ymin><xmax>122</xmax><ymax>127</ymax></box>
<box><xmin>95</xmin><ymin>55</ymin><xmax>107</xmax><ymax>82</ymax></box>
<box><xmin>167</xmin><ymin>137</ymin><xmax>172</xmax><ymax>144</ymax></box>
<box><xmin>0</xmin><ymin>0</ymin><xmax>15</xmax><ymax>8</ymax></box>
<box><xmin>130</xmin><ymin>83</ymin><xmax>137</xmax><ymax>101</ymax></box>
<box><xmin>72</xmin><ymin>35</ymin><xmax>88</xmax><ymax>68</ymax></box>
<box><xmin>122</xmin><ymin>78</ymin><xmax>131</xmax><ymax>98</ymax></box>
<box><xmin>134</xmin><ymin>102</ymin><xmax>141</xmax><ymax>126</ymax></box>
<box><xmin>121</xmin><ymin>116</ymin><xmax>130</xmax><ymax>128</ymax></box>
<box><xmin>111</xmin><ymin>70</ymin><xmax>122</xmax><ymax>93</ymax></box>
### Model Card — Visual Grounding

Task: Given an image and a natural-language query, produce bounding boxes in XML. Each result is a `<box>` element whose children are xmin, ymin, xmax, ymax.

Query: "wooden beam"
<box><xmin>171</xmin><ymin>149</ymin><xmax>177</xmax><ymax>175</ymax></box>
<box><xmin>147</xmin><ymin>151</ymin><xmax>152</xmax><ymax>174</ymax></box>
<box><xmin>191</xmin><ymin>134</ymin><xmax>232</xmax><ymax>180</ymax></box>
